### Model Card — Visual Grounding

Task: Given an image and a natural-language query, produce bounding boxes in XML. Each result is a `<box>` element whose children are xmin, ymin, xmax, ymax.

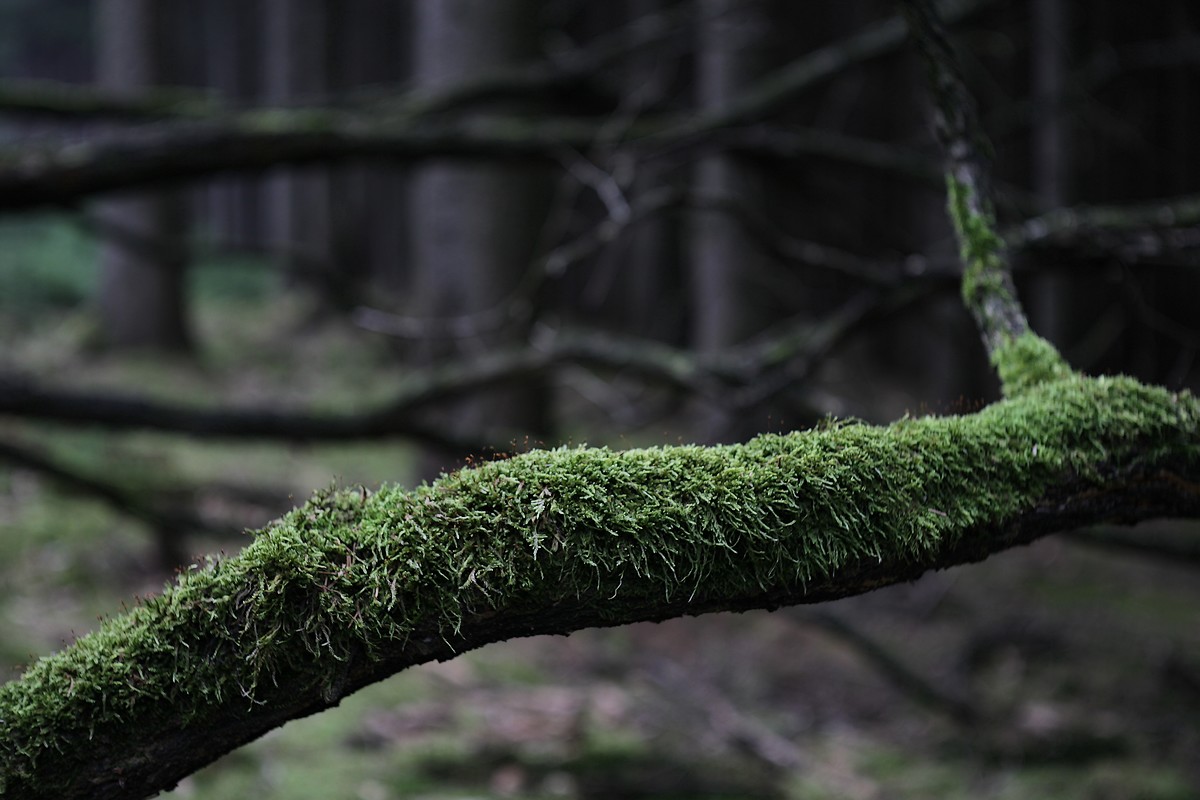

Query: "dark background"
<box><xmin>1</xmin><ymin>1</ymin><xmax>1198</xmax><ymax>798</ymax></box>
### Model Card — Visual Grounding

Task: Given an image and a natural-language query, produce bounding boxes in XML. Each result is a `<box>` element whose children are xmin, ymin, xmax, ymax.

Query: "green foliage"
<box><xmin>2</xmin><ymin>373</ymin><xmax>1197</xmax><ymax>795</ymax></box>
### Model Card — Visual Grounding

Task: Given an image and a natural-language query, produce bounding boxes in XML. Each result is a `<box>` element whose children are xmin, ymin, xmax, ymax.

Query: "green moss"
<box><xmin>945</xmin><ymin>178</ymin><xmax>1074</xmax><ymax>395</ymax></box>
<box><xmin>1</xmin><ymin>376</ymin><xmax>1197</xmax><ymax>795</ymax></box>
<box><xmin>992</xmin><ymin>332</ymin><xmax>1074</xmax><ymax>398</ymax></box>
<box><xmin>946</xmin><ymin>175</ymin><xmax>1008</xmax><ymax>310</ymax></box>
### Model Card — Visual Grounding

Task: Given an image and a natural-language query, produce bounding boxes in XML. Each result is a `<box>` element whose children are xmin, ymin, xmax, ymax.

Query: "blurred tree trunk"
<box><xmin>411</xmin><ymin>0</ymin><xmax>551</xmax><ymax>478</ymax></box>
<box><xmin>339</xmin><ymin>0</ymin><xmax>410</xmax><ymax>295</ymax></box>
<box><xmin>201</xmin><ymin>0</ymin><xmax>262</xmax><ymax>251</ymax></box>
<box><xmin>263</xmin><ymin>0</ymin><xmax>336</xmax><ymax>301</ymax></box>
<box><xmin>1028</xmin><ymin>0</ymin><xmax>1073</xmax><ymax>351</ymax></box>
<box><xmin>590</xmin><ymin>0</ymin><xmax>684</xmax><ymax>343</ymax></box>
<box><xmin>94</xmin><ymin>0</ymin><xmax>191</xmax><ymax>351</ymax></box>
<box><xmin>689</xmin><ymin>0</ymin><xmax>770</xmax><ymax>440</ymax></box>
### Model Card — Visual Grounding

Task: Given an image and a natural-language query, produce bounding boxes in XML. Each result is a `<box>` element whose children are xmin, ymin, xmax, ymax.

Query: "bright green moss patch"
<box><xmin>1</xmin><ymin>376</ymin><xmax>1198</xmax><ymax>795</ymax></box>
<box><xmin>992</xmin><ymin>332</ymin><xmax>1075</xmax><ymax>397</ymax></box>
<box><xmin>946</xmin><ymin>175</ymin><xmax>1008</xmax><ymax>309</ymax></box>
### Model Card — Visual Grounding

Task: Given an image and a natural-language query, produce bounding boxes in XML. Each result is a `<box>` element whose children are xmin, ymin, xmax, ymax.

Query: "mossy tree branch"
<box><xmin>1</xmin><ymin>375</ymin><xmax>1198</xmax><ymax>800</ymax></box>
<box><xmin>901</xmin><ymin>0</ymin><xmax>1073</xmax><ymax>396</ymax></box>
<box><xmin>3</xmin><ymin>6</ymin><xmax>1199</xmax><ymax>800</ymax></box>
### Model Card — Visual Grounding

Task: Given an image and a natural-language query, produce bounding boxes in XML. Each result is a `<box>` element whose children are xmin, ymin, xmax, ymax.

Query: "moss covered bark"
<box><xmin>2</xmin><ymin>375</ymin><xmax>1199</xmax><ymax>800</ymax></box>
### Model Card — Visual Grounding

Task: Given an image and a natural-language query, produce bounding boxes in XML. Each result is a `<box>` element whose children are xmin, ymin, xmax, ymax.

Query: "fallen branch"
<box><xmin>0</xmin><ymin>289</ymin><xmax>894</xmax><ymax>442</ymax></box>
<box><xmin>1</xmin><ymin>374</ymin><xmax>1196</xmax><ymax>799</ymax></box>
<box><xmin>804</xmin><ymin>610</ymin><xmax>977</xmax><ymax>723</ymax></box>
<box><xmin>0</xmin><ymin>436</ymin><xmax>223</xmax><ymax>537</ymax></box>
<box><xmin>0</xmin><ymin>0</ymin><xmax>993</xmax><ymax>214</ymax></box>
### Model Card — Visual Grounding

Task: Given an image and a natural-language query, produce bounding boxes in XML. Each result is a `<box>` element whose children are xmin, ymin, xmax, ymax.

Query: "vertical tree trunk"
<box><xmin>263</xmin><ymin>0</ymin><xmax>335</xmax><ymax>300</ymax></box>
<box><xmin>335</xmin><ymin>0</ymin><xmax>410</xmax><ymax>296</ymax></box>
<box><xmin>589</xmin><ymin>0</ymin><xmax>684</xmax><ymax>343</ymax></box>
<box><xmin>688</xmin><ymin>0</ymin><xmax>769</xmax><ymax>440</ymax></box>
<box><xmin>411</xmin><ymin>0</ymin><xmax>551</xmax><ymax>478</ymax></box>
<box><xmin>1028</xmin><ymin>0</ymin><xmax>1072</xmax><ymax>349</ymax></box>
<box><xmin>200</xmin><ymin>0</ymin><xmax>261</xmax><ymax>250</ymax></box>
<box><xmin>94</xmin><ymin>0</ymin><xmax>191</xmax><ymax>351</ymax></box>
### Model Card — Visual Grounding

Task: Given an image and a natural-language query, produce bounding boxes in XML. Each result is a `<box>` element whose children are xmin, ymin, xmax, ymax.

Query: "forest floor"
<box><xmin>1</xmin><ymin>217</ymin><xmax>1199</xmax><ymax>799</ymax></box>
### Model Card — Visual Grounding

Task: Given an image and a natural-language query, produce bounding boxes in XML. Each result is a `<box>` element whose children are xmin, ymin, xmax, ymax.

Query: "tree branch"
<box><xmin>0</xmin><ymin>79</ymin><xmax>220</xmax><ymax>121</ymax></box>
<box><xmin>646</xmin><ymin>0</ymin><xmax>995</xmax><ymax>151</ymax></box>
<box><xmin>0</xmin><ymin>111</ymin><xmax>956</xmax><ymax>214</ymax></box>
<box><xmin>0</xmin><ymin>371</ymin><xmax>499</xmax><ymax>451</ymax></box>
<box><xmin>804</xmin><ymin>611</ymin><xmax>977</xmax><ymax>723</ymax></box>
<box><xmin>0</xmin><ymin>287</ymin><xmax>898</xmax><ymax>444</ymax></box>
<box><xmin>1066</xmin><ymin>524</ymin><xmax>1200</xmax><ymax>567</ymax></box>
<box><xmin>901</xmin><ymin>0</ymin><xmax>1073</xmax><ymax>397</ymax></box>
<box><xmin>0</xmin><ymin>0</ymin><xmax>996</xmax><ymax>214</ymax></box>
<box><xmin>0</xmin><ymin>436</ymin><xmax>225</xmax><ymax>537</ymax></box>
<box><xmin>0</xmin><ymin>375</ymin><xmax>1197</xmax><ymax>799</ymax></box>
<box><xmin>1010</xmin><ymin>193</ymin><xmax>1200</xmax><ymax>265</ymax></box>
<box><xmin>0</xmin><ymin>5</ymin><xmax>687</xmax><ymax>122</ymax></box>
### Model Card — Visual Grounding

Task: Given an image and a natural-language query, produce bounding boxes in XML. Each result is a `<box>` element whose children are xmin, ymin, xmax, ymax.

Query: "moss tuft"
<box><xmin>946</xmin><ymin>175</ymin><xmax>1008</xmax><ymax>309</ymax></box>
<box><xmin>992</xmin><ymin>332</ymin><xmax>1075</xmax><ymax>398</ymax></box>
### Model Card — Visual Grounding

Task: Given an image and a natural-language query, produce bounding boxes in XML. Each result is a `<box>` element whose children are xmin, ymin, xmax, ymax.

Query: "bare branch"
<box><xmin>0</xmin><ymin>5</ymin><xmax>685</xmax><ymax>122</ymax></box>
<box><xmin>0</xmin><ymin>373</ymin><xmax>499</xmax><ymax>451</ymax></box>
<box><xmin>0</xmin><ymin>300</ymin><xmax>882</xmax><ymax>444</ymax></box>
<box><xmin>0</xmin><ymin>110</ymin><xmax>960</xmax><ymax>215</ymax></box>
<box><xmin>648</xmin><ymin>0</ymin><xmax>996</xmax><ymax>151</ymax></box>
<box><xmin>0</xmin><ymin>0</ymin><xmax>998</xmax><ymax>214</ymax></box>
<box><xmin>0</xmin><ymin>436</ymin><xmax>225</xmax><ymax>536</ymax></box>
<box><xmin>0</xmin><ymin>79</ymin><xmax>220</xmax><ymax>121</ymax></box>
<box><xmin>1010</xmin><ymin>193</ymin><xmax>1200</xmax><ymax>265</ymax></box>
<box><xmin>803</xmin><ymin>611</ymin><xmax>977</xmax><ymax>723</ymax></box>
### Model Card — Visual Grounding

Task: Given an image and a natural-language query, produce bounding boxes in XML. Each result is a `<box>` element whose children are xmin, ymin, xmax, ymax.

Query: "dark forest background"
<box><xmin>1</xmin><ymin>1</ymin><xmax>1199</xmax><ymax>798</ymax></box>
